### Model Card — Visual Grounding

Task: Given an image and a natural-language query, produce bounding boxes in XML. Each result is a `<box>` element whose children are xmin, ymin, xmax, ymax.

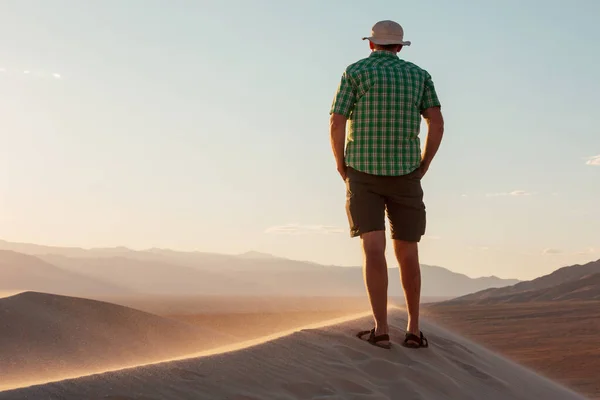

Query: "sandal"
<box><xmin>402</xmin><ymin>331</ymin><xmax>429</xmax><ymax>348</ymax></box>
<box><xmin>356</xmin><ymin>328</ymin><xmax>392</xmax><ymax>349</ymax></box>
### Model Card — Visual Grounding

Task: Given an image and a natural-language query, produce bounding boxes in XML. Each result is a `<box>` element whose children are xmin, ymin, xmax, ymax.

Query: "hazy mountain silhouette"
<box><xmin>0</xmin><ymin>239</ymin><xmax>137</xmax><ymax>258</ymax></box>
<box><xmin>40</xmin><ymin>254</ymin><xmax>279</xmax><ymax>296</ymax></box>
<box><xmin>0</xmin><ymin>250</ymin><xmax>129</xmax><ymax>297</ymax></box>
<box><xmin>442</xmin><ymin>259</ymin><xmax>600</xmax><ymax>304</ymax></box>
<box><xmin>0</xmin><ymin>240</ymin><xmax>519</xmax><ymax>298</ymax></box>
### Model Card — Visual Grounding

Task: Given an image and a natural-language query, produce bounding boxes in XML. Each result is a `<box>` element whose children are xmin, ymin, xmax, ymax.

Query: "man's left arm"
<box><xmin>329</xmin><ymin>72</ymin><xmax>356</xmax><ymax>180</ymax></box>
<box><xmin>418</xmin><ymin>72</ymin><xmax>443</xmax><ymax>176</ymax></box>
<box><xmin>330</xmin><ymin>113</ymin><xmax>348</xmax><ymax>179</ymax></box>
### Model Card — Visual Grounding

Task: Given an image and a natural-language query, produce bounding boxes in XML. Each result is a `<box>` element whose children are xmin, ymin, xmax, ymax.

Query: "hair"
<box><xmin>374</xmin><ymin>43</ymin><xmax>402</xmax><ymax>52</ymax></box>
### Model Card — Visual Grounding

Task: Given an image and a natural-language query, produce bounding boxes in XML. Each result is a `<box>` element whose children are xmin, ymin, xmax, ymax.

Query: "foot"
<box><xmin>357</xmin><ymin>327</ymin><xmax>392</xmax><ymax>349</ymax></box>
<box><xmin>406</xmin><ymin>322</ymin><xmax>420</xmax><ymax>344</ymax></box>
<box><xmin>402</xmin><ymin>330</ymin><xmax>428</xmax><ymax>348</ymax></box>
<box><xmin>374</xmin><ymin>326</ymin><xmax>390</xmax><ymax>347</ymax></box>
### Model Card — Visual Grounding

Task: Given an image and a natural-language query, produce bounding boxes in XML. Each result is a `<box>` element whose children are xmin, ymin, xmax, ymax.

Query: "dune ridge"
<box><xmin>0</xmin><ymin>291</ymin><xmax>235</xmax><ymax>391</ymax></box>
<box><xmin>0</xmin><ymin>309</ymin><xmax>586</xmax><ymax>400</ymax></box>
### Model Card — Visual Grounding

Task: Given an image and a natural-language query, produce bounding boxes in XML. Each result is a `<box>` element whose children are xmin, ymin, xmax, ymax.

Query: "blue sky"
<box><xmin>1</xmin><ymin>0</ymin><xmax>598</xmax><ymax>280</ymax></box>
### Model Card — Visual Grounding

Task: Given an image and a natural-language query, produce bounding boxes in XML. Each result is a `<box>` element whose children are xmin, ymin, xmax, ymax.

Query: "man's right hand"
<box><xmin>419</xmin><ymin>159</ymin><xmax>430</xmax><ymax>177</ymax></box>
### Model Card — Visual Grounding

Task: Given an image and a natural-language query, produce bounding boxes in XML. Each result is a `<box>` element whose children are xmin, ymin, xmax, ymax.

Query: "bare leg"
<box><xmin>361</xmin><ymin>230</ymin><xmax>389</xmax><ymax>344</ymax></box>
<box><xmin>393</xmin><ymin>240</ymin><xmax>421</xmax><ymax>340</ymax></box>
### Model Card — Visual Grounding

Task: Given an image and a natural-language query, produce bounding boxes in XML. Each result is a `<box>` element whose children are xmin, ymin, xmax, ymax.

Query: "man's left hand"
<box><xmin>337</xmin><ymin>164</ymin><xmax>347</xmax><ymax>181</ymax></box>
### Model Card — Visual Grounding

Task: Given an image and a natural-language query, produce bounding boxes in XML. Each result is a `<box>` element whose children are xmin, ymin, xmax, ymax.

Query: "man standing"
<box><xmin>329</xmin><ymin>20</ymin><xmax>444</xmax><ymax>349</ymax></box>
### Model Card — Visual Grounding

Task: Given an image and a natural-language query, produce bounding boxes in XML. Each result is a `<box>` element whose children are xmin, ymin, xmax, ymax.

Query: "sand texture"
<box><xmin>0</xmin><ymin>309</ymin><xmax>586</xmax><ymax>400</ymax></box>
<box><xmin>425</xmin><ymin>301</ymin><xmax>600</xmax><ymax>399</ymax></box>
<box><xmin>0</xmin><ymin>292</ymin><xmax>234</xmax><ymax>390</ymax></box>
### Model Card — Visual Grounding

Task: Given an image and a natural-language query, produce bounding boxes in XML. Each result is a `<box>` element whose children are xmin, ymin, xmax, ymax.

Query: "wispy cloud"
<box><xmin>575</xmin><ymin>247</ymin><xmax>597</xmax><ymax>255</ymax></box>
<box><xmin>0</xmin><ymin>68</ymin><xmax>62</xmax><ymax>79</ymax></box>
<box><xmin>486</xmin><ymin>190</ymin><xmax>532</xmax><ymax>197</ymax></box>
<box><xmin>585</xmin><ymin>155</ymin><xmax>600</xmax><ymax>166</ymax></box>
<box><xmin>265</xmin><ymin>224</ymin><xmax>345</xmax><ymax>235</ymax></box>
<box><xmin>542</xmin><ymin>248</ymin><xmax>563</xmax><ymax>255</ymax></box>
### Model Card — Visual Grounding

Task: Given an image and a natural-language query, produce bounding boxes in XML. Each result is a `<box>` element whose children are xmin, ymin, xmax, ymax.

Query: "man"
<box><xmin>329</xmin><ymin>20</ymin><xmax>444</xmax><ymax>349</ymax></box>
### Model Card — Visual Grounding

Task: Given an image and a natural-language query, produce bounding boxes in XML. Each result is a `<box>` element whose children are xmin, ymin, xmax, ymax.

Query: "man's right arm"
<box><xmin>329</xmin><ymin>71</ymin><xmax>357</xmax><ymax>180</ymax></box>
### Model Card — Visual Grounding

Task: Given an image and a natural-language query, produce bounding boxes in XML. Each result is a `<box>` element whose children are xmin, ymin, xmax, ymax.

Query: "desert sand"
<box><xmin>425</xmin><ymin>301</ymin><xmax>600</xmax><ymax>399</ymax></box>
<box><xmin>0</xmin><ymin>307</ymin><xmax>586</xmax><ymax>400</ymax></box>
<box><xmin>0</xmin><ymin>292</ymin><xmax>236</xmax><ymax>391</ymax></box>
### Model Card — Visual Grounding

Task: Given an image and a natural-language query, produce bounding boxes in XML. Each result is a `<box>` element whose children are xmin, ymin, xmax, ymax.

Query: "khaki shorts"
<box><xmin>345</xmin><ymin>166</ymin><xmax>426</xmax><ymax>242</ymax></box>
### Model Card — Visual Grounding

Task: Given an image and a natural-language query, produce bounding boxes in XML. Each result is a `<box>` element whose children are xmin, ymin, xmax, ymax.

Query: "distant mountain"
<box><xmin>0</xmin><ymin>250</ymin><xmax>129</xmax><ymax>297</ymax></box>
<box><xmin>442</xmin><ymin>259</ymin><xmax>600</xmax><ymax>305</ymax></box>
<box><xmin>40</xmin><ymin>254</ymin><xmax>280</xmax><ymax>296</ymax></box>
<box><xmin>419</xmin><ymin>265</ymin><xmax>519</xmax><ymax>298</ymax></box>
<box><xmin>0</xmin><ymin>291</ymin><xmax>228</xmax><ymax>389</ymax></box>
<box><xmin>237</xmin><ymin>251</ymin><xmax>279</xmax><ymax>259</ymax></box>
<box><xmin>0</xmin><ymin>239</ymin><xmax>135</xmax><ymax>258</ymax></box>
<box><xmin>0</xmin><ymin>240</ymin><xmax>519</xmax><ymax>298</ymax></box>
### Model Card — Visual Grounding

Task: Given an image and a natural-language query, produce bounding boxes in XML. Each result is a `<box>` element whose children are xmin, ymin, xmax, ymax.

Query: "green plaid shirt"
<box><xmin>330</xmin><ymin>50</ymin><xmax>441</xmax><ymax>176</ymax></box>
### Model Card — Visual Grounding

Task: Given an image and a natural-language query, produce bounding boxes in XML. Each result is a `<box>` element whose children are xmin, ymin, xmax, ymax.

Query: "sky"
<box><xmin>1</xmin><ymin>0</ymin><xmax>598</xmax><ymax>280</ymax></box>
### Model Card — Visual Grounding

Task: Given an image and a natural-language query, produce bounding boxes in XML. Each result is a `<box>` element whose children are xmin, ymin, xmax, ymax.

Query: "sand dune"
<box><xmin>0</xmin><ymin>310</ymin><xmax>585</xmax><ymax>400</ymax></box>
<box><xmin>425</xmin><ymin>301</ymin><xmax>600</xmax><ymax>398</ymax></box>
<box><xmin>0</xmin><ymin>292</ymin><xmax>233</xmax><ymax>391</ymax></box>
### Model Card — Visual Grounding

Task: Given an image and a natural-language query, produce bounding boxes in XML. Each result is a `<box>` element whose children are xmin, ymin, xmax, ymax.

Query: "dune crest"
<box><xmin>0</xmin><ymin>310</ymin><xmax>585</xmax><ymax>400</ymax></box>
<box><xmin>0</xmin><ymin>291</ymin><xmax>233</xmax><ymax>391</ymax></box>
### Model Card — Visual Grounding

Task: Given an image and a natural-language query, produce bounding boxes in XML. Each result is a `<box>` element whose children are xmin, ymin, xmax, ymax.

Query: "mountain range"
<box><xmin>0</xmin><ymin>239</ymin><xmax>519</xmax><ymax>299</ymax></box>
<box><xmin>441</xmin><ymin>259</ymin><xmax>600</xmax><ymax>304</ymax></box>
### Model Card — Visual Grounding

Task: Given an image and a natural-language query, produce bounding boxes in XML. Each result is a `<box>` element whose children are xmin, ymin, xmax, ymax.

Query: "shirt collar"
<box><xmin>369</xmin><ymin>50</ymin><xmax>399</xmax><ymax>58</ymax></box>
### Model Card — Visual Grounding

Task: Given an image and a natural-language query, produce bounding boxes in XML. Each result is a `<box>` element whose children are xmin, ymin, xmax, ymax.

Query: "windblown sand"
<box><xmin>425</xmin><ymin>301</ymin><xmax>600</xmax><ymax>399</ymax></box>
<box><xmin>0</xmin><ymin>292</ymin><xmax>234</xmax><ymax>391</ymax></box>
<box><xmin>0</xmin><ymin>309</ymin><xmax>585</xmax><ymax>400</ymax></box>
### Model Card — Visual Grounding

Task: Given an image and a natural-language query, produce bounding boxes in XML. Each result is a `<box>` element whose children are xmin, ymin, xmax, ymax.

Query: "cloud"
<box><xmin>0</xmin><ymin>68</ymin><xmax>63</xmax><ymax>79</ymax></box>
<box><xmin>542</xmin><ymin>248</ymin><xmax>562</xmax><ymax>255</ymax></box>
<box><xmin>510</xmin><ymin>190</ymin><xmax>531</xmax><ymax>196</ymax></box>
<box><xmin>585</xmin><ymin>155</ymin><xmax>600</xmax><ymax>166</ymax></box>
<box><xmin>265</xmin><ymin>224</ymin><xmax>345</xmax><ymax>235</ymax></box>
<box><xmin>575</xmin><ymin>247</ymin><xmax>597</xmax><ymax>255</ymax></box>
<box><xmin>486</xmin><ymin>190</ymin><xmax>532</xmax><ymax>197</ymax></box>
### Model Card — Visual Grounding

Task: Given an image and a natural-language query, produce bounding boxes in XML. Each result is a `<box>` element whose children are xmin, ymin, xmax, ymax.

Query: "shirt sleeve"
<box><xmin>329</xmin><ymin>71</ymin><xmax>357</xmax><ymax>117</ymax></box>
<box><xmin>419</xmin><ymin>72</ymin><xmax>441</xmax><ymax>111</ymax></box>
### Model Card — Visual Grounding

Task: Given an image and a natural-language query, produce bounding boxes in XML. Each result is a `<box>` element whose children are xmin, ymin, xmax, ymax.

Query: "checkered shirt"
<box><xmin>330</xmin><ymin>50</ymin><xmax>441</xmax><ymax>176</ymax></box>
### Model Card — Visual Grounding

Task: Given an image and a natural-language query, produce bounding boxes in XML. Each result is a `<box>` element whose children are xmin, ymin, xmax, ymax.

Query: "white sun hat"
<box><xmin>362</xmin><ymin>20</ymin><xmax>411</xmax><ymax>46</ymax></box>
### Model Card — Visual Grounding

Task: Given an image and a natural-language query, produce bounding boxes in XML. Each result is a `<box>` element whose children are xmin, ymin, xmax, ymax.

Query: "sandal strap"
<box><xmin>404</xmin><ymin>331</ymin><xmax>428</xmax><ymax>346</ymax></box>
<box><xmin>370</xmin><ymin>333</ymin><xmax>390</xmax><ymax>343</ymax></box>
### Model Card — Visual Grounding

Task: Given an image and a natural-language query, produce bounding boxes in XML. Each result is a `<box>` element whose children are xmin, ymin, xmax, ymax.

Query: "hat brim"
<box><xmin>362</xmin><ymin>37</ymin><xmax>411</xmax><ymax>46</ymax></box>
